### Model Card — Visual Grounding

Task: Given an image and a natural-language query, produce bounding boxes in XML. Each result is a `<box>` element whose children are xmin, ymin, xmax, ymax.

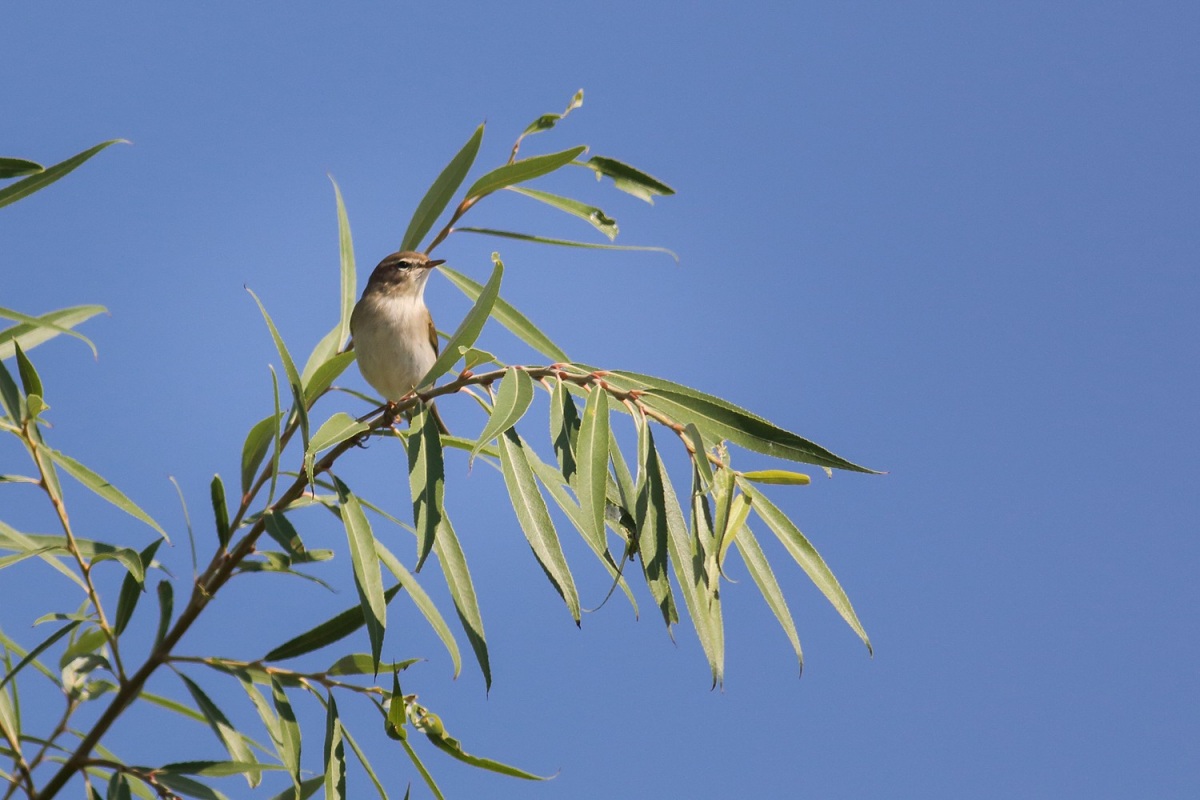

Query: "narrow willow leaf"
<box><xmin>733</xmin><ymin>524</ymin><xmax>804</xmax><ymax>675</ymax></box>
<box><xmin>0</xmin><ymin>522</ymin><xmax>84</xmax><ymax>590</ymax></box>
<box><xmin>139</xmin><ymin>690</ymin><xmax>208</xmax><ymax>723</ymax></box>
<box><xmin>664</xmin><ymin>456</ymin><xmax>724</xmax><ymax>686</ymax></box>
<box><xmin>0</xmin><ymin>157</ymin><xmax>41</xmax><ymax>178</ymax></box>
<box><xmin>419</xmin><ymin>257</ymin><xmax>503</xmax><ymax>387</ymax></box>
<box><xmin>499</xmin><ymin>429</ymin><xmax>581</xmax><ymax>624</ymax></box>
<box><xmin>39</xmin><ymin>446</ymin><xmax>169</xmax><ymax>540</ymax></box>
<box><xmin>419</xmin><ymin>717</ymin><xmax>550</xmax><ymax>780</ymax></box>
<box><xmin>240</xmin><ymin>413</ymin><xmax>279</xmax><ymax>495</ymax></box>
<box><xmin>506</xmin><ymin>186</ymin><xmax>618</xmax><ymax>240</ymax></box>
<box><xmin>682</xmin><ymin>423</ymin><xmax>713</xmax><ymax>492</ymax></box>
<box><xmin>0</xmin><ymin>530</ymin><xmax>143</xmax><ymax>582</ymax></box>
<box><xmin>401</xmin><ymin>123</ymin><xmax>484</xmax><ymax>252</ymax></box>
<box><xmin>576</xmin><ymin>386</ymin><xmax>610</xmax><ymax>554</ymax></box>
<box><xmin>634</xmin><ymin>424</ymin><xmax>676</xmax><ymax>627</ymax></box>
<box><xmin>247</xmin><ymin>288</ymin><xmax>309</xmax><ymax>450</ymax></box>
<box><xmin>0</xmin><ymin>621</ymin><xmax>78</xmax><ymax>692</ymax></box>
<box><xmin>13</xmin><ymin>342</ymin><xmax>42</xmax><ymax>399</ymax></box>
<box><xmin>301</xmin><ymin>178</ymin><xmax>358</xmax><ymax>382</ymax></box>
<box><xmin>210</xmin><ymin>475</ymin><xmax>230</xmax><ymax>549</ymax></box>
<box><xmin>602</xmin><ymin>370</ymin><xmax>878</xmax><ymax>473</ymax></box>
<box><xmin>150</xmin><ymin>774</ymin><xmax>228</xmax><ymax>800</ymax></box>
<box><xmin>0</xmin><ymin>139</ymin><xmax>127</xmax><ymax>210</ymax></box>
<box><xmin>0</xmin><ymin>356</ymin><xmax>23</xmax><ymax>427</ymax></box>
<box><xmin>737</xmin><ymin>478</ymin><xmax>872</xmax><ymax>654</ymax></box>
<box><xmin>0</xmin><ymin>304</ymin><xmax>105</xmax><ymax>361</ymax></box>
<box><xmin>513</xmin><ymin>88</ymin><xmax>583</xmax><ymax>146</ymax></box>
<box><xmin>431</xmin><ymin>513</ymin><xmax>490</xmax><ymax>690</ymax></box>
<box><xmin>717</xmin><ymin>492</ymin><xmax>753</xmax><ymax>570</ymax></box>
<box><xmin>578</xmin><ymin>155</ymin><xmax>676</xmax><ymax>204</ymax></box>
<box><xmin>406</xmin><ymin>407</ymin><xmax>445</xmax><ymax>572</ymax></box>
<box><xmin>458</xmin><ymin>346</ymin><xmax>497</xmax><ymax>370</ymax></box>
<box><xmin>0</xmin><ymin>658</ymin><xmax>19</xmax><ymax>744</ymax></box>
<box><xmin>106</xmin><ymin>773</ymin><xmax>131</xmax><ymax>800</ymax></box>
<box><xmin>323</xmin><ymin>695</ymin><xmax>347</xmax><ymax>800</ymax></box>
<box><xmin>455</xmin><ymin>227</ymin><xmax>677</xmax><ymax>261</ymax></box>
<box><xmin>271</xmin><ymin>678</ymin><xmax>302</xmax><ymax>793</ymax></box>
<box><xmin>155</xmin><ymin>581</ymin><xmax>173</xmax><ymax>650</ymax></box>
<box><xmin>549</xmin><ymin>377</ymin><xmax>582</xmax><ymax>482</ymax></box>
<box><xmin>263</xmin><ymin>511</ymin><xmax>306</xmax><ymax>557</ymax></box>
<box><xmin>179</xmin><ymin>673</ymin><xmax>260</xmax><ymax>787</ymax></box>
<box><xmin>326</xmin><ymin>655</ymin><xmax>417</xmax><ymax>677</ymax></box>
<box><xmin>465</xmin><ymin>145</ymin><xmax>587</xmax><ymax>199</ymax></box>
<box><xmin>608</xmin><ymin>425</ymin><xmax>637</xmax><ymax>516</ymax></box>
<box><xmin>307</xmin><ymin>412</ymin><xmax>368</xmax><ymax>460</ymax></box>
<box><xmin>333</xmin><ymin>476</ymin><xmax>387</xmax><ymax>672</ymax></box>
<box><xmin>158</xmin><ymin>761</ymin><xmax>286</xmax><ymax>778</ymax></box>
<box><xmin>340</xmin><ymin>720</ymin><xmax>389</xmax><ymax>800</ymax></box>
<box><xmin>740</xmin><ymin>469</ymin><xmax>812</xmax><ymax>485</ymax></box>
<box><xmin>269</xmin><ymin>777</ymin><xmax>323</xmax><ymax>800</ymax></box>
<box><xmin>386</xmin><ymin>669</ymin><xmax>406</xmax><ymax>739</ymax></box>
<box><xmin>302</xmin><ymin>351</ymin><xmax>356</xmax><ymax>406</ymax></box>
<box><xmin>376</xmin><ymin>540</ymin><xmax>461</xmax><ymax>678</ymax></box>
<box><xmin>268</xmin><ymin>365</ymin><xmax>283</xmax><ymax>504</ymax></box>
<box><xmin>400</xmin><ymin>737</ymin><xmax>445</xmax><ymax>800</ymax></box>
<box><xmin>471</xmin><ymin>367</ymin><xmax>534</xmax><ymax>461</ymax></box>
<box><xmin>113</xmin><ymin>538</ymin><xmax>163</xmax><ymax>635</ymax></box>
<box><xmin>439</xmin><ymin>265</ymin><xmax>568</xmax><ymax>362</ymax></box>
<box><xmin>525</xmin><ymin>443</ymin><xmax>639</xmax><ymax>615</ymax></box>
<box><xmin>263</xmin><ymin>585</ymin><xmax>403</xmax><ymax>662</ymax></box>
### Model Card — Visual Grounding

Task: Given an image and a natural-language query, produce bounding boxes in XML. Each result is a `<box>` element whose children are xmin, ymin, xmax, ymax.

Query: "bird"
<box><xmin>350</xmin><ymin>250</ymin><xmax>450</xmax><ymax>433</ymax></box>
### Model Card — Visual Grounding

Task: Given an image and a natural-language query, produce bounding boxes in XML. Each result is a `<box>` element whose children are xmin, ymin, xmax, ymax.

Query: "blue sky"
<box><xmin>3</xmin><ymin>2</ymin><xmax>1198</xmax><ymax>797</ymax></box>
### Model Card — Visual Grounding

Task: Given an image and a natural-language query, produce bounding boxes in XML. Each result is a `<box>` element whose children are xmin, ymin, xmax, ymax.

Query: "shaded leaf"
<box><xmin>178</xmin><ymin>673</ymin><xmax>260</xmax><ymax>786</ymax></box>
<box><xmin>439</xmin><ymin>265</ymin><xmax>568</xmax><ymax>363</ymax></box>
<box><xmin>578</xmin><ymin>155</ymin><xmax>675</xmax><ymax>204</ymax></box>
<box><xmin>210</xmin><ymin>475</ymin><xmax>230</xmax><ymax>549</ymax></box>
<box><xmin>0</xmin><ymin>157</ymin><xmax>41</xmax><ymax>178</ymax></box>
<box><xmin>271</xmin><ymin>678</ymin><xmax>302</xmax><ymax>793</ymax></box>
<box><xmin>263</xmin><ymin>511</ymin><xmax>306</xmax><ymax>557</ymax></box>
<box><xmin>549</xmin><ymin>377</ymin><xmax>582</xmax><ymax>482</ymax></box>
<box><xmin>0</xmin><ymin>621</ymin><xmax>78</xmax><ymax>692</ymax></box>
<box><xmin>513</xmin><ymin>89</ymin><xmax>583</xmax><ymax>147</ymax></box>
<box><xmin>155</xmin><ymin>581</ymin><xmax>173</xmax><ymax>650</ymax></box>
<box><xmin>376</xmin><ymin>540</ymin><xmax>460</xmax><ymax>678</ymax></box>
<box><xmin>406</xmin><ymin>407</ymin><xmax>445</xmax><ymax>572</ymax></box>
<box><xmin>414</xmin><ymin>708</ymin><xmax>550</xmax><ymax>780</ymax></box>
<box><xmin>634</xmin><ymin>423</ymin><xmax>676</xmax><ymax>627</ymax></box>
<box><xmin>499</xmin><ymin>429</ymin><xmax>581</xmax><ymax>623</ymax></box>
<box><xmin>507</xmin><ymin>186</ymin><xmax>617</xmax><ymax>240</ymax></box>
<box><xmin>323</xmin><ymin>695</ymin><xmax>346</xmax><ymax>800</ymax></box>
<box><xmin>13</xmin><ymin>342</ymin><xmax>42</xmax><ymax>399</ymax></box>
<box><xmin>263</xmin><ymin>585</ymin><xmax>403</xmax><ymax>662</ymax></box>
<box><xmin>155</xmin><ymin>773</ymin><xmax>229</xmax><ymax>800</ymax></box>
<box><xmin>402</xmin><ymin>124</ymin><xmax>484</xmax><ymax>252</ymax></box>
<box><xmin>113</xmin><ymin>539</ymin><xmax>164</xmax><ymax>635</ymax></box>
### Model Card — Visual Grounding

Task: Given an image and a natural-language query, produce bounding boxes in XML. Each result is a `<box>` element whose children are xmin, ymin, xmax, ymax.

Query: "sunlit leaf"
<box><xmin>511</xmin><ymin>88</ymin><xmax>583</xmax><ymax>151</ymax></box>
<box><xmin>416</xmin><ymin>710</ymin><xmax>550</xmax><ymax>780</ymax></box>
<box><xmin>306</xmin><ymin>412</ymin><xmax>369</xmax><ymax>482</ymax></box>
<box><xmin>263</xmin><ymin>585</ymin><xmax>403</xmax><ymax>662</ymax></box>
<box><xmin>0</xmin><ymin>621</ymin><xmax>78</xmax><ymax>693</ymax></box>
<box><xmin>333</xmin><ymin>476</ymin><xmax>387</xmax><ymax>673</ymax></box>
<box><xmin>499</xmin><ymin>429</ymin><xmax>581</xmax><ymax>623</ymax></box>
<box><xmin>0</xmin><ymin>139</ymin><xmax>127</xmax><ymax>210</ymax></box>
<box><xmin>549</xmin><ymin>377</ymin><xmax>581</xmax><ymax>482</ymax></box>
<box><xmin>0</xmin><ymin>304</ymin><xmax>106</xmax><ymax>361</ymax></box>
<box><xmin>178</xmin><ymin>673</ymin><xmax>260</xmax><ymax>787</ymax></box>
<box><xmin>247</xmin><ymin>288</ymin><xmax>309</xmax><ymax>450</ymax></box>
<box><xmin>471</xmin><ymin>367</ymin><xmax>534</xmax><ymax>462</ymax></box>
<box><xmin>402</xmin><ymin>124</ymin><xmax>485</xmax><ymax>252</ymax></box>
<box><xmin>420</xmin><ymin>257</ymin><xmax>503</xmax><ymax>387</ymax></box>
<box><xmin>399</xmin><ymin>737</ymin><xmax>444</xmax><ymax>800</ymax></box>
<box><xmin>455</xmin><ymin>227</ymin><xmax>677</xmax><ymax>261</ymax></box>
<box><xmin>740</xmin><ymin>469</ymin><xmax>811</xmax><ymax>485</ymax></box>
<box><xmin>506</xmin><ymin>186</ymin><xmax>618</xmax><ymax>240</ymax></box>
<box><xmin>732</xmin><ymin>523</ymin><xmax>804</xmax><ymax>675</ymax></box>
<box><xmin>431</xmin><ymin>513</ymin><xmax>490</xmax><ymax>690</ymax></box>
<box><xmin>302</xmin><ymin>178</ymin><xmax>357</xmax><ymax>382</ymax></box>
<box><xmin>272</xmin><ymin>677</ymin><xmax>302</xmax><ymax>794</ymax></box>
<box><xmin>439</xmin><ymin>266</ymin><xmax>568</xmax><ymax>363</ymax></box>
<box><xmin>240</xmin><ymin>413</ymin><xmax>280</xmax><ymax>496</ymax></box>
<box><xmin>323</xmin><ymin>694</ymin><xmax>346</xmax><ymax>800</ymax></box>
<box><xmin>576</xmin><ymin>386</ymin><xmax>610</xmax><ymax>556</ymax></box>
<box><xmin>737</xmin><ymin>478</ymin><xmax>871</xmax><ymax>654</ymax></box>
<box><xmin>634</xmin><ymin>423</ymin><xmax>676</xmax><ymax>628</ymax></box>
<box><xmin>302</xmin><ymin>351</ymin><xmax>356</xmax><ymax>407</ymax></box>
<box><xmin>39</xmin><ymin>446</ymin><xmax>169</xmax><ymax>540</ymax></box>
<box><xmin>376</xmin><ymin>540</ymin><xmax>460</xmax><ymax>678</ymax></box>
<box><xmin>465</xmin><ymin>146</ymin><xmax>587</xmax><ymax>199</ymax></box>
<box><xmin>405</xmin><ymin>407</ymin><xmax>445</xmax><ymax>572</ymax></box>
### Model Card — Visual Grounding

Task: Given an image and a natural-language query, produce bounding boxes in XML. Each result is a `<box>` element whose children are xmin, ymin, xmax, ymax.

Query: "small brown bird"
<box><xmin>350</xmin><ymin>250</ymin><xmax>450</xmax><ymax>433</ymax></box>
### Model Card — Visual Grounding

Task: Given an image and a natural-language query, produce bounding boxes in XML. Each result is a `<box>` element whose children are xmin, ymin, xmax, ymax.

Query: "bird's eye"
<box><xmin>395</xmin><ymin>261</ymin><xmax>411</xmax><ymax>271</ymax></box>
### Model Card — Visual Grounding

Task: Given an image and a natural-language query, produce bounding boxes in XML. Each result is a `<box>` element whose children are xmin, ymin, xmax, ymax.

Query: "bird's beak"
<box><xmin>425</xmin><ymin>259</ymin><xmax>446</xmax><ymax>269</ymax></box>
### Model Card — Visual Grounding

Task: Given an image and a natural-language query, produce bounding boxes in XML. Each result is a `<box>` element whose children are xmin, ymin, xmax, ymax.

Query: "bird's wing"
<box><xmin>427</xmin><ymin>314</ymin><xmax>439</xmax><ymax>356</ymax></box>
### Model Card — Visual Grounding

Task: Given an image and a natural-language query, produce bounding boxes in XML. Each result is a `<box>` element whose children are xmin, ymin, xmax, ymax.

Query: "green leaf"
<box><xmin>376</xmin><ymin>540</ymin><xmax>461</xmax><ymax>678</ymax></box>
<box><xmin>155</xmin><ymin>580</ymin><xmax>173</xmax><ymax>650</ymax></box>
<box><xmin>0</xmin><ymin>304</ymin><xmax>105</xmax><ymax>361</ymax></box>
<box><xmin>513</xmin><ymin>89</ymin><xmax>583</xmax><ymax>145</ymax></box>
<box><xmin>332</xmin><ymin>477</ymin><xmax>387</xmax><ymax>673</ymax></box>
<box><xmin>576</xmin><ymin>386</ymin><xmax>610</xmax><ymax>555</ymax></box>
<box><xmin>13</xmin><ymin>342</ymin><xmax>42</xmax><ymax>399</ymax></box>
<box><xmin>263</xmin><ymin>585</ymin><xmax>403</xmax><ymax>662</ymax></box>
<box><xmin>465</xmin><ymin>145</ymin><xmax>587</xmax><ymax>199</ymax></box>
<box><xmin>416</xmin><ymin>711</ymin><xmax>549</xmax><ymax>780</ymax></box>
<box><xmin>158</xmin><ymin>761</ymin><xmax>286</xmax><ymax>778</ymax></box>
<box><xmin>499</xmin><ymin>429</ymin><xmax>581</xmax><ymax>624</ymax></box>
<box><xmin>737</xmin><ymin>478</ymin><xmax>872</xmax><ymax>654</ymax></box>
<box><xmin>271</xmin><ymin>677</ymin><xmax>302</xmax><ymax>794</ymax></box>
<box><xmin>263</xmin><ymin>511</ymin><xmax>307</xmax><ymax>557</ymax></box>
<box><xmin>112</xmin><ymin>537</ymin><xmax>164</xmax><ymax>638</ymax></box>
<box><xmin>40</xmin><ymin>445</ymin><xmax>169</xmax><ymax>540</ymax></box>
<box><xmin>402</xmin><ymin>123</ymin><xmax>485</xmax><ymax>252</ymax></box>
<box><xmin>672</xmin><ymin>464</ymin><xmax>724</xmax><ymax>687</ymax></box>
<box><xmin>682</xmin><ymin>423</ymin><xmax>713</xmax><ymax>491</ymax></box>
<box><xmin>578</xmin><ymin>155</ymin><xmax>676</xmax><ymax>204</ymax></box>
<box><xmin>0</xmin><ymin>529</ymin><xmax>144</xmax><ymax>582</ymax></box>
<box><xmin>178</xmin><ymin>673</ymin><xmax>260</xmax><ymax>787</ymax></box>
<box><xmin>506</xmin><ymin>186</ymin><xmax>618</xmax><ymax>240</ymax></box>
<box><xmin>549</xmin><ymin>377</ymin><xmax>581</xmax><ymax>481</ymax></box>
<box><xmin>634</xmin><ymin>423</ymin><xmax>676</xmax><ymax>628</ymax></box>
<box><xmin>106</xmin><ymin>772</ymin><xmax>131</xmax><ymax>800</ymax></box>
<box><xmin>386</xmin><ymin>669</ymin><xmax>406</xmax><ymax>739</ymax></box>
<box><xmin>210</xmin><ymin>475</ymin><xmax>230</xmax><ymax>549</ymax></box>
<box><xmin>301</xmin><ymin>178</ymin><xmax>357</xmax><ymax>383</ymax></box>
<box><xmin>419</xmin><ymin>256</ymin><xmax>503</xmax><ymax>387</ymax></box>
<box><xmin>431</xmin><ymin>513</ymin><xmax>490</xmax><ymax>690</ymax></box>
<box><xmin>240</xmin><ymin>413</ymin><xmax>279</xmax><ymax>496</ymax></box>
<box><xmin>455</xmin><ymin>227</ymin><xmax>677</xmax><ymax>261</ymax></box>
<box><xmin>0</xmin><ymin>357</ymin><xmax>22</xmax><ymax>424</ymax></box>
<box><xmin>153</xmin><ymin>774</ymin><xmax>229</xmax><ymax>800</ymax></box>
<box><xmin>325</xmin><ymin>654</ymin><xmax>417</xmax><ymax>677</ymax></box>
<box><xmin>306</xmin><ymin>412</ymin><xmax>369</xmax><ymax>481</ymax></box>
<box><xmin>471</xmin><ymin>367</ymin><xmax>534</xmax><ymax>461</ymax></box>
<box><xmin>0</xmin><ymin>139</ymin><xmax>126</xmax><ymax>210</ymax></box>
<box><xmin>439</xmin><ymin>265</ymin><xmax>568</xmax><ymax>363</ymax></box>
<box><xmin>732</xmin><ymin>523</ymin><xmax>804</xmax><ymax>675</ymax></box>
<box><xmin>0</xmin><ymin>621</ymin><xmax>79</xmax><ymax>692</ymax></box>
<box><xmin>323</xmin><ymin>694</ymin><xmax>347</xmax><ymax>800</ymax></box>
<box><xmin>247</xmin><ymin>288</ymin><xmax>308</xmax><ymax>451</ymax></box>
<box><xmin>0</xmin><ymin>157</ymin><xmax>42</xmax><ymax>178</ymax></box>
<box><xmin>340</xmin><ymin>721</ymin><xmax>390</xmax><ymax>800</ymax></box>
<box><xmin>302</xmin><ymin>351</ymin><xmax>356</xmax><ymax>406</ymax></box>
<box><xmin>399</xmin><ymin>737</ymin><xmax>445</xmax><ymax>800</ymax></box>
<box><xmin>740</xmin><ymin>469</ymin><xmax>811</xmax><ymax>485</ymax></box>
<box><xmin>603</xmin><ymin>370</ymin><xmax>879</xmax><ymax>473</ymax></box>
<box><xmin>405</xmin><ymin>407</ymin><xmax>446</xmax><ymax>572</ymax></box>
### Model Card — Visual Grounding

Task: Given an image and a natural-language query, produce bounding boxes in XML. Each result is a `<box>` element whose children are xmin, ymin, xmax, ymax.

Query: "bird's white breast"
<box><xmin>351</xmin><ymin>292</ymin><xmax>437</xmax><ymax>402</ymax></box>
